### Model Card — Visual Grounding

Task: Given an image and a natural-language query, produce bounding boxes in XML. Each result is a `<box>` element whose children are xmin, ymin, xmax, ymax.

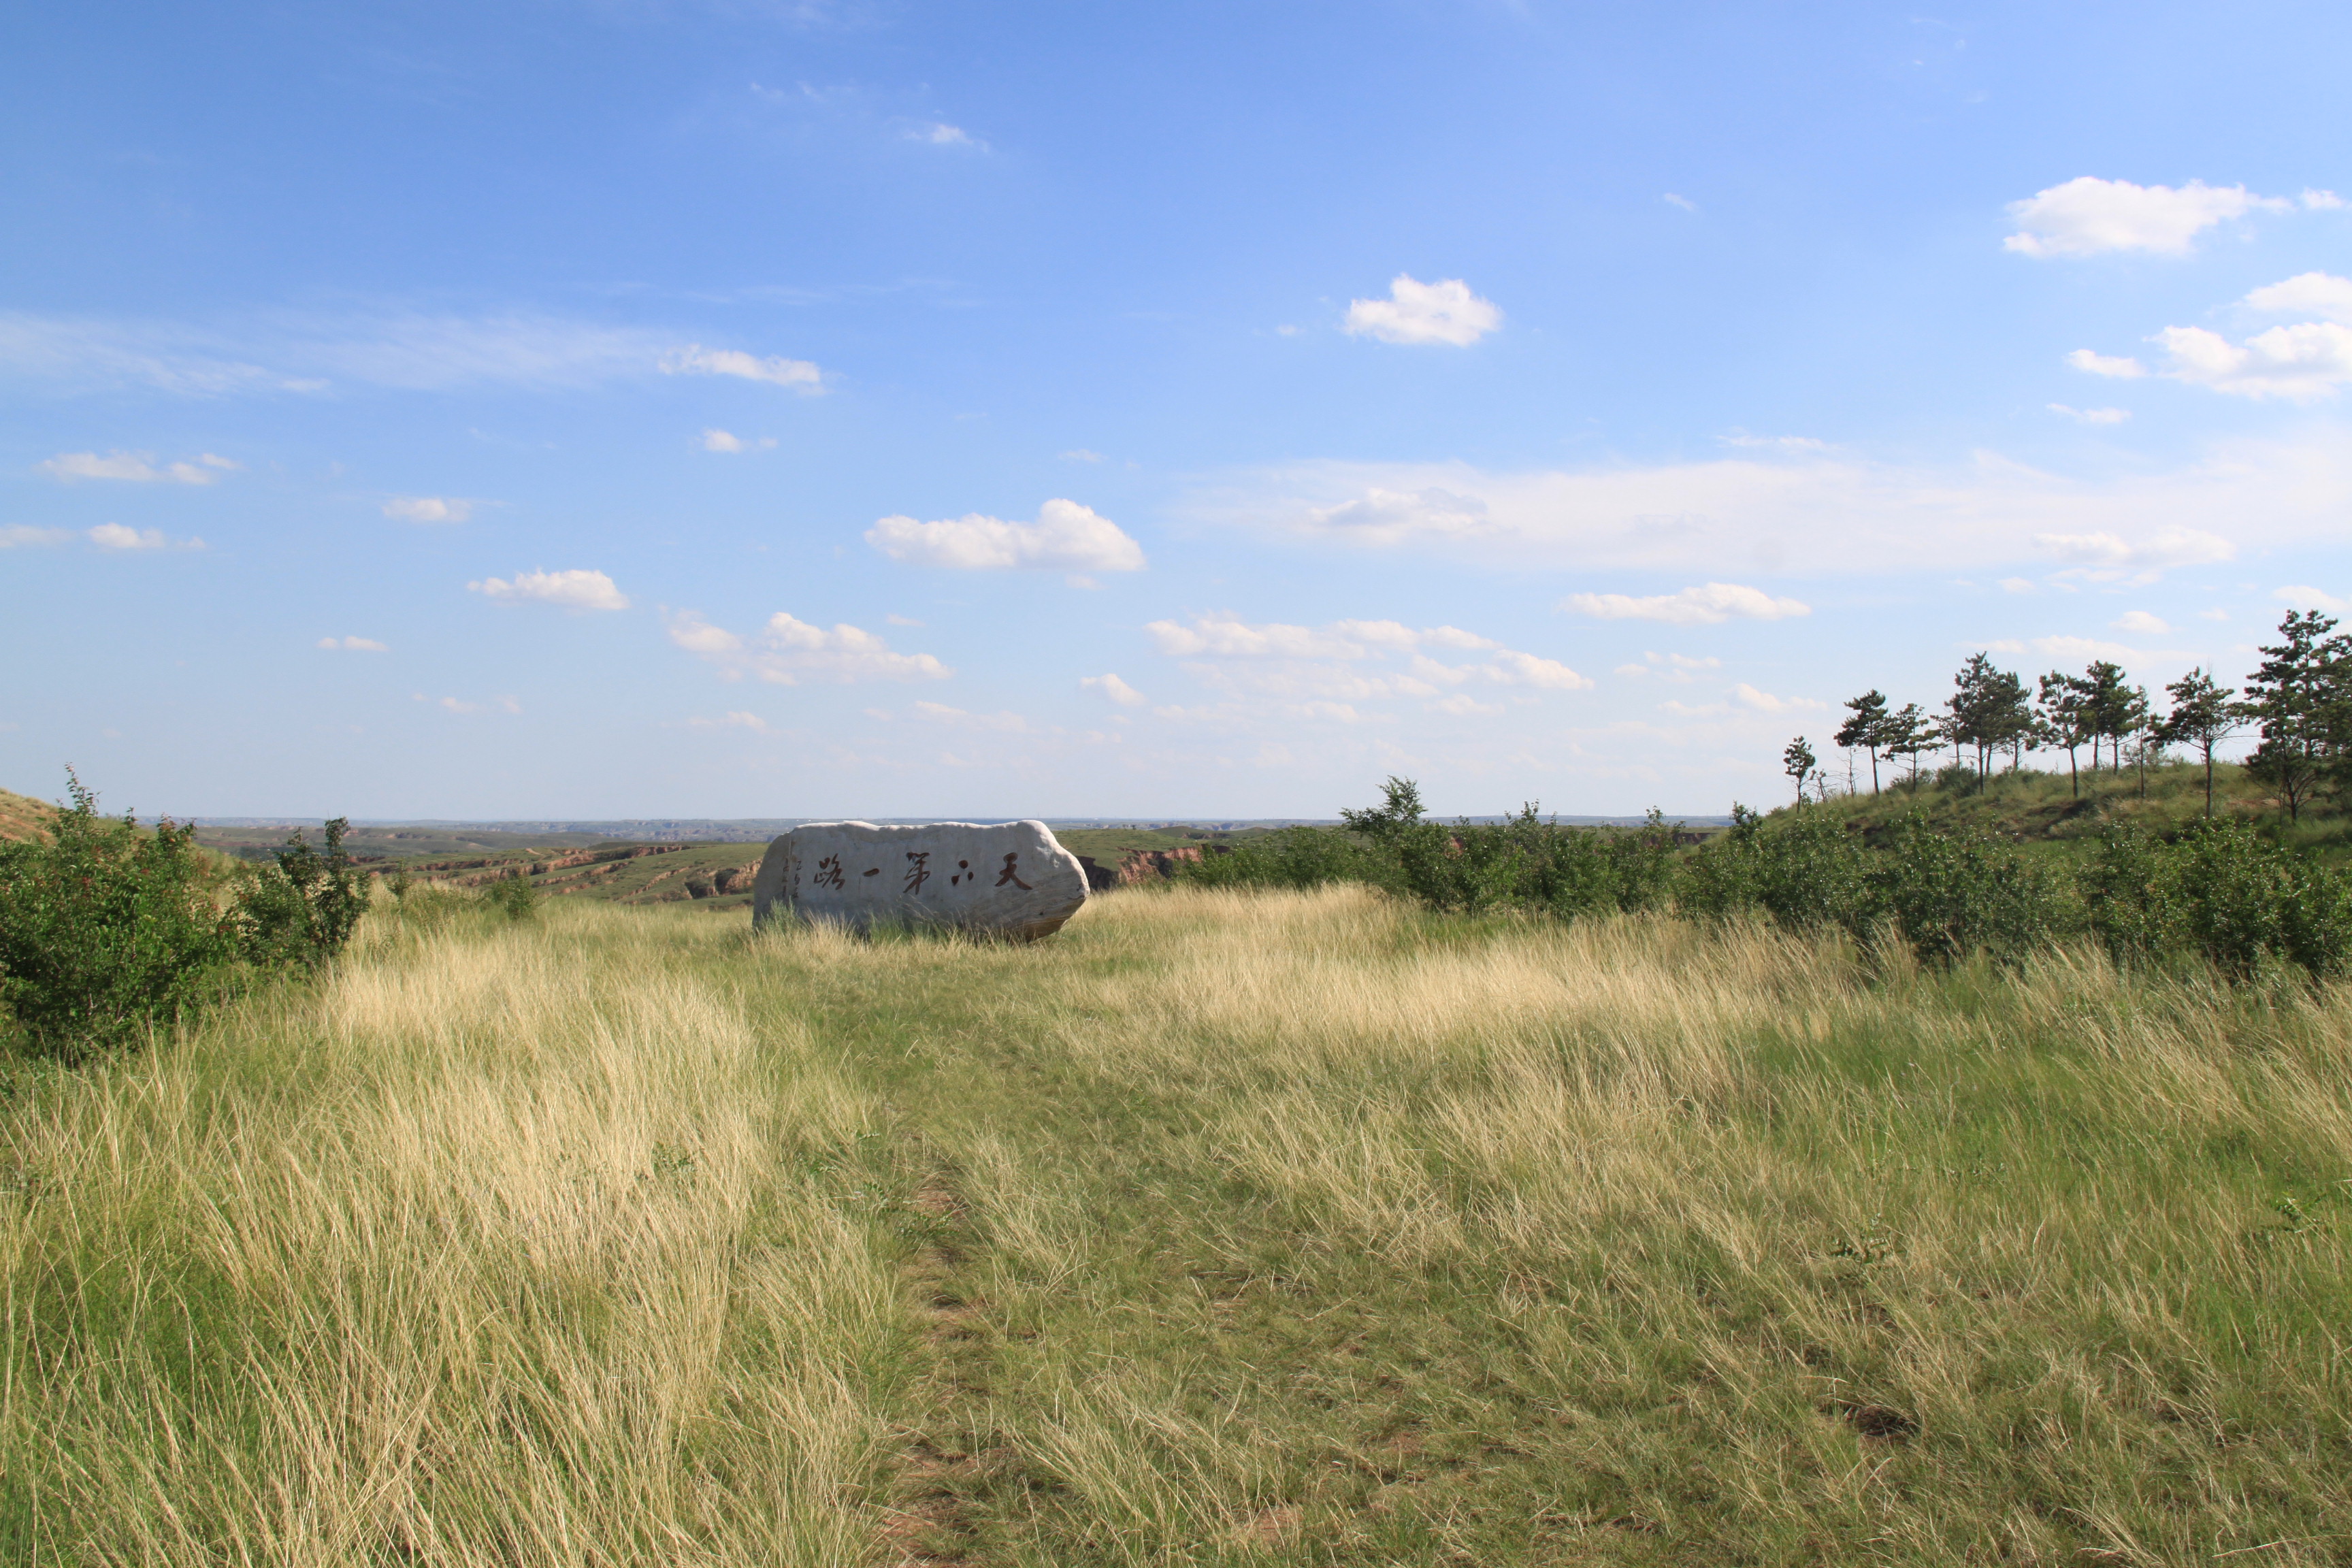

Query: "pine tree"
<box><xmin>1835</xmin><ymin>689</ymin><xmax>1889</xmax><ymax>794</ymax></box>
<box><xmin>2239</xmin><ymin>611</ymin><xmax>2350</xmax><ymax>823</ymax></box>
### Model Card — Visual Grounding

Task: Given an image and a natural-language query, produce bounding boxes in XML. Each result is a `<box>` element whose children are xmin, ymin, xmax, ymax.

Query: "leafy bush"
<box><xmin>2087</xmin><ymin>819</ymin><xmax>2352</xmax><ymax>979</ymax></box>
<box><xmin>1874</xmin><ymin>815</ymin><xmax>2073</xmax><ymax>964</ymax></box>
<box><xmin>0</xmin><ymin>774</ymin><xmax>240</xmax><ymax>1057</ymax></box>
<box><xmin>484</xmin><ymin>873</ymin><xmax>540</xmax><ymax>921</ymax></box>
<box><xmin>1187</xmin><ymin>779</ymin><xmax>1686</xmax><ymax>921</ymax></box>
<box><xmin>233</xmin><ymin>818</ymin><xmax>372</xmax><ymax>968</ymax></box>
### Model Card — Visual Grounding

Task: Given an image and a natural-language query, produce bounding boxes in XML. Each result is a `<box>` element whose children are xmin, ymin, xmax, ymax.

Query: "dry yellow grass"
<box><xmin>1</xmin><ymin>902</ymin><xmax>898</xmax><ymax>1564</ymax></box>
<box><xmin>6</xmin><ymin>883</ymin><xmax>2351</xmax><ymax>1564</ymax></box>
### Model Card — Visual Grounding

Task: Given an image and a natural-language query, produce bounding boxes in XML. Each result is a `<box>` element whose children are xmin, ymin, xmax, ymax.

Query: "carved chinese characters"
<box><xmin>751</xmin><ymin>819</ymin><xmax>1090</xmax><ymax>940</ymax></box>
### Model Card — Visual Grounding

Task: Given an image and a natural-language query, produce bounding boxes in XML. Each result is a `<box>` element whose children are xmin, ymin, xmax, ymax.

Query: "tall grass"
<box><xmin>0</xmin><ymin>900</ymin><xmax>899</xmax><ymax>1564</ymax></box>
<box><xmin>6</xmin><ymin>886</ymin><xmax>2351</xmax><ymax>1564</ymax></box>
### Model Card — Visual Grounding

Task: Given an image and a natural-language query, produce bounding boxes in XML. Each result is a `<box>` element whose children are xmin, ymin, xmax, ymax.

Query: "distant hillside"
<box><xmin>0</xmin><ymin>787</ymin><xmax>57</xmax><ymax>844</ymax></box>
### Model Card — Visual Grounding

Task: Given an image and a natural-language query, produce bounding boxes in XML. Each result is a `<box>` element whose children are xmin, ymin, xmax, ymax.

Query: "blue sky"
<box><xmin>5</xmin><ymin>1</ymin><xmax>2349</xmax><ymax>820</ymax></box>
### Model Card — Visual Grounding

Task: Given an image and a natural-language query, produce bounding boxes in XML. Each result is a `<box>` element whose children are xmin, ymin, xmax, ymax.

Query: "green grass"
<box><xmin>5</xmin><ymin>887</ymin><xmax>2352</xmax><ymax>1563</ymax></box>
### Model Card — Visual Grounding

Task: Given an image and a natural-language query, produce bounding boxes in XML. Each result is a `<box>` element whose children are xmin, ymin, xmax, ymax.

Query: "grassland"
<box><xmin>5</xmin><ymin>885</ymin><xmax>2351</xmax><ymax>1565</ymax></box>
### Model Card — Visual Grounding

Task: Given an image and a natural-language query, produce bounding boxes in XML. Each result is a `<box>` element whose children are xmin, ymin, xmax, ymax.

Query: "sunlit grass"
<box><xmin>6</xmin><ymin>884</ymin><xmax>2351</xmax><ymax>1563</ymax></box>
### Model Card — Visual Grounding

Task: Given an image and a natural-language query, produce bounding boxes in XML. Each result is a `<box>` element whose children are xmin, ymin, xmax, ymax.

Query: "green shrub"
<box><xmin>0</xmin><ymin>773</ymin><xmax>240</xmax><ymax>1058</ymax></box>
<box><xmin>484</xmin><ymin>873</ymin><xmax>540</xmax><ymax>921</ymax></box>
<box><xmin>1190</xmin><ymin>779</ymin><xmax>1688</xmax><ymax>921</ymax></box>
<box><xmin>1874</xmin><ymin>815</ymin><xmax>2073</xmax><ymax>964</ymax></box>
<box><xmin>2087</xmin><ymin>819</ymin><xmax>2352</xmax><ymax>979</ymax></box>
<box><xmin>232</xmin><ymin>818</ymin><xmax>372</xmax><ymax>968</ymax></box>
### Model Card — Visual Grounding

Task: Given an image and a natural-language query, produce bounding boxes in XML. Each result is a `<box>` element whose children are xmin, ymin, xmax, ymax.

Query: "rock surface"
<box><xmin>753</xmin><ymin>820</ymin><xmax>1089</xmax><ymax>939</ymax></box>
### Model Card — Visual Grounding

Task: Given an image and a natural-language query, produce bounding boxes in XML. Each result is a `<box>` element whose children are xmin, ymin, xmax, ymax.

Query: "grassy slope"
<box><xmin>1796</xmin><ymin>757</ymin><xmax>2351</xmax><ymax>863</ymax></box>
<box><xmin>0</xmin><ymin>787</ymin><xmax>55</xmax><ymax>844</ymax></box>
<box><xmin>6</xmin><ymin>888</ymin><xmax>2351</xmax><ymax>1563</ymax></box>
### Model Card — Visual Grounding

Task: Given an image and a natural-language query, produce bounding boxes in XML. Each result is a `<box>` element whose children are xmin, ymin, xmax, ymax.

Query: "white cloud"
<box><xmin>666</xmin><ymin>610</ymin><xmax>952</xmax><ymax>685</ymax></box>
<box><xmin>434</xmin><ymin>694</ymin><xmax>522</xmax><ymax>716</ymax></box>
<box><xmin>1614</xmin><ymin>664</ymin><xmax>1649</xmax><ymax>678</ymax></box>
<box><xmin>2274</xmin><ymin>585</ymin><xmax>2348</xmax><ymax>612</ymax></box>
<box><xmin>2048</xmin><ymin>403</ymin><xmax>2131</xmax><ymax>423</ymax></box>
<box><xmin>700</xmin><ymin>428</ymin><xmax>776</xmax><ymax>453</ymax></box>
<box><xmin>383</xmin><ymin>495</ymin><xmax>472</xmax><ymax>523</ymax></box>
<box><xmin>1081</xmin><ymin>673</ymin><xmax>1147</xmax><ymax>706</ymax></box>
<box><xmin>1060</xmin><ymin>448</ymin><xmax>1107</xmax><ymax>463</ymax></box>
<box><xmin>2067</xmin><ymin>349</ymin><xmax>2147</xmax><ymax>379</ymax></box>
<box><xmin>913</xmin><ymin>701</ymin><xmax>1028</xmax><ymax>732</ymax></box>
<box><xmin>39</xmin><ymin>450</ymin><xmax>221</xmax><ymax>485</ymax></box>
<box><xmin>1731</xmin><ymin>683</ymin><xmax>1828</xmax><ymax>714</ymax></box>
<box><xmin>1144</xmin><ymin>614</ymin><xmax>1588</xmax><ymax>707</ymax></box>
<box><xmin>2199</xmin><ymin>608</ymin><xmax>2230</xmax><ymax>621</ymax></box>
<box><xmin>1663</xmin><ymin>193</ymin><xmax>1698</xmax><ymax>213</ymax></box>
<box><xmin>469</xmin><ymin>568</ymin><xmax>630</xmax><ymax>610</ymax></box>
<box><xmin>865</xmin><ymin>498</ymin><xmax>1145</xmax><ymax>573</ymax></box>
<box><xmin>1199</xmin><ymin>435</ymin><xmax>2352</xmax><ymax>578</ymax></box>
<box><xmin>2244</xmin><ymin>272</ymin><xmax>2352</xmax><ymax>326</ymax></box>
<box><xmin>1343</xmin><ymin>275</ymin><xmax>1502</xmax><ymax>346</ymax></box>
<box><xmin>2147</xmin><ymin>322</ymin><xmax>2352</xmax><ymax>401</ymax></box>
<box><xmin>2111</xmin><ymin>610</ymin><xmax>2171</xmax><ymax>634</ymax></box>
<box><xmin>2004</xmin><ymin>177</ymin><xmax>2291</xmax><ymax>258</ymax></box>
<box><xmin>2035</xmin><ymin>527</ymin><xmax>2234</xmax><ymax>575</ymax></box>
<box><xmin>88</xmin><ymin>523</ymin><xmax>200</xmax><ymax>551</ymax></box>
<box><xmin>2000</xmin><ymin>578</ymin><xmax>2038</xmax><ymax>593</ymax></box>
<box><xmin>909</xmin><ymin>122</ymin><xmax>980</xmax><ymax>147</ymax></box>
<box><xmin>316</xmin><ymin>636</ymin><xmax>389</xmax><ymax>651</ymax></box>
<box><xmin>659</xmin><ymin>343</ymin><xmax>823</xmax><ymax>392</ymax></box>
<box><xmin>2304</xmin><ymin>189</ymin><xmax>2345</xmax><ymax>210</ymax></box>
<box><xmin>1</xmin><ymin>525</ymin><xmax>71</xmax><ymax>548</ymax></box>
<box><xmin>1561</xmin><ymin>583</ymin><xmax>1810</xmax><ymax>625</ymax></box>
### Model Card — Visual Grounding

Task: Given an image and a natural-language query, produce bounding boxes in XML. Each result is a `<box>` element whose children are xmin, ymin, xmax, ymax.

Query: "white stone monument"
<box><xmin>751</xmin><ymin>819</ymin><xmax>1090</xmax><ymax>939</ymax></box>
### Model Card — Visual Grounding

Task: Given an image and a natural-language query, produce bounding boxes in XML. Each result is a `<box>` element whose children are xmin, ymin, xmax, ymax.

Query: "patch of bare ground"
<box><xmin>885</xmin><ymin>1166</ymin><xmax>1008</xmax><ymax>1566</ymax></box>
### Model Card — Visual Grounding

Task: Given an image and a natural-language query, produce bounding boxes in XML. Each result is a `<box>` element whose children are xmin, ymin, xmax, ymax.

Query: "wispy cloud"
<box><xmin>384</xmin><ymin>495</ymin><xmax>472</xmax><ymax>523</ymax></box>
<box><xmin>0</xmin><ymin>309</ymin><xmax>711</xmax><ymax>396</ymax></box>
<box><xmin>683</xmin><ymin>710</ymin><xmax>775</xmax><ymax>734</ymax></box>
<box><xmin>666</xmin><ymin>610</ymin><xmax>951</xmax><ymax>685</ymax></box>
<box><xmin>2048</xmin><ymin>403</ymin><xmax>2130</xmax><ymax>423</ymax></box>
<box><xmin>866</xmin><ymin>499</ymin><xmax>1146</xmax><ymax>573</ymax></box>
<box><xmin>88</xmin><ymin>523</ymin><xmax>202</xmax><ymax>551</ymax></box>
<box><xmin>659</xmin><ymin>343</ymin><xmax>824</xmax><ymax>392</ymax></box>
<box><xmin>913</xmin><ymin>701</ymin><xmax>1028</xmax><ymax>732</ymax></box>
<box><xmin>1343</xmin><ymin>275</ymin><xmax>1502</xmax><ymax>346</ymax></box>
<box><xmin>39</xmin><ymin>450</ymin><xmax>231</xmax><ymax>484</ymax></box>
<box><xmin>468</xmin><ymin>568</ymin><xmax>630</xmax><ymax>610</ymax></box>
<box><xmin>1195</xmin><ymin>434</ymin><xmax>2351</xmax><ymax>576</ymax></box>
<box><xmin>0</xmin><ymin>525</ymin><xmax>72</xmax><ymax>549</ymax></box>
<box><xmin>1561</xmin><ymin>583</ymin><xmax>1810</xmax><ymax>625</ymax></box>
<box><xmin>317</xmin><ymin>635</ymin><xmax>389</xmax><ymax>651</ymax></box>
<box><xmin>906</xmin><ymin>121</ymin><xmax>984</xmax><ymax>148</ymax></box>
<box><xmin>425</xmin><ymin>693</ymin><xmax>522</xmax><ymax>716</ymax></box>
<box><xmin>700</xmin><ymin>428</ymin><xmax>776</xmax><ymax>453</ymax></box>
<box><xmin>1145</xmin><ymin>614</ymin><xmax>1589</xmax><ymax>710</ymax></box>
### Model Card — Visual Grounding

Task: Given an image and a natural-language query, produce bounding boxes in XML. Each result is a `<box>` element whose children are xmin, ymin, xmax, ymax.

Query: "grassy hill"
<box><xmin>0</xmin><ymin>787</ymin><xmax>56</xmax><ymax>845</ymax></box>
<box><xmin>1791</xmin><ymin>757</ymin><xmax>2351</xmax><ymax>862</ymax></box>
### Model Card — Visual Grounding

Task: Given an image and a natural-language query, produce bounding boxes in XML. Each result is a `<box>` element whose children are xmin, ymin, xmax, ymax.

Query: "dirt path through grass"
<box><xmin>728</xmin><ymin>884</ymin><xmax>2352</xmax><ymax>1567</ymax></box>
